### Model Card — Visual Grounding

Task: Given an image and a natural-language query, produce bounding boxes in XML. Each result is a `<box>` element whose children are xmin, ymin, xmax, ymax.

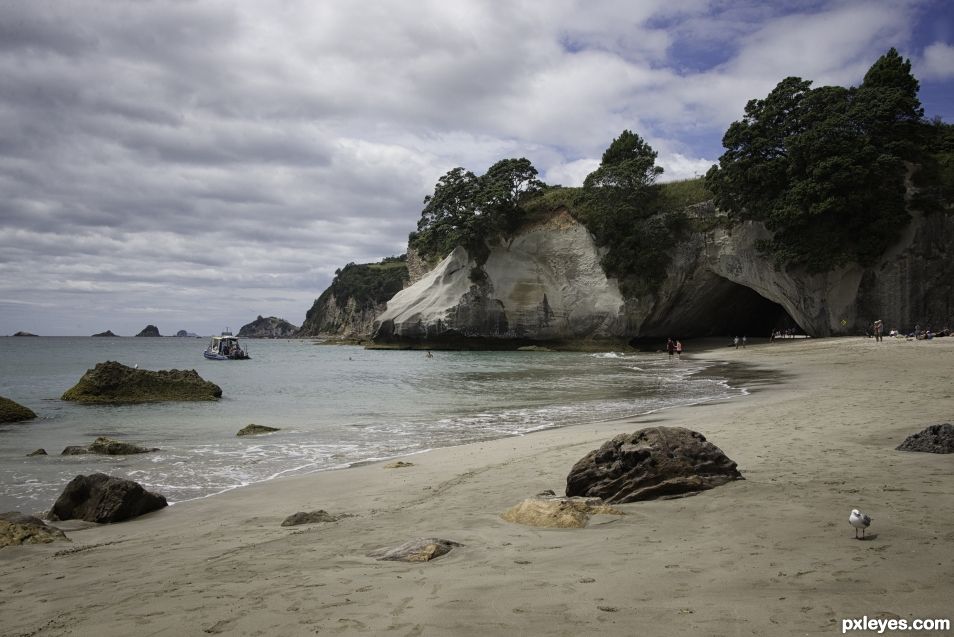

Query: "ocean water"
<box><xmin>0</xmin><ymin>337</ymin><xmax>743</xmax><ymax>514</ymax></box>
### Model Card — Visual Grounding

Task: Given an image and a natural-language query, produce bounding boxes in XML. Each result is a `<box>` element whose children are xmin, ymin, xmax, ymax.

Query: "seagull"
<box><xmin>849</xmin><ymin>509</ymin><xmax>872</xmax><ymax>539</ymax></box>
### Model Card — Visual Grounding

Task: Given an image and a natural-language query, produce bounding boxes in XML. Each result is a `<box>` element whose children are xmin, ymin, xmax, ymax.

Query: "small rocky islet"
<box><xmin>61</xmin><ymin>361</ymin><xmax>222</xmax><ymax>404</ymax></box>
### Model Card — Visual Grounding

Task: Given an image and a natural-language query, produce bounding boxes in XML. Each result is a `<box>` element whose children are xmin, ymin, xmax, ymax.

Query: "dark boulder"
<box><xmin>61</xmin><ymin>445</ymin><xmax>90</xmax><ymax>456</ymax></box>
<box><xmin>61</xmin><ymin>437</ymin><xmax>158</xmax><ymax>456</ymax></box>
<box><xmin>0</xmin><ymin>396</ymin><xmax>36</xmax><ymax>423</ymax></box>
<box><xmin>27</xmin><ymin>448</ymin><xmax>47</xmax><ymax>457</ymax></box>
<box><xmin>367</xmin><ymin>538</ymin><xmax>462</xmax><ymax>562</ymax></box>
<box><xmin>281</xmin><ymin>510</ymin><xmax>344</xmax><ymax>527</ymax></box>
<box><xmin>566</xmin><ymin>426</ymin><xmax>743</xmax><ymax>503</ymax></box>
<box><xmin>49</xmin><ymin>473</ymin><xmax>167</xmax><ymax>523</ymax></box>
<box><xmin>236</xmin><ymin>424</ymin><xmax>280</xmax><ymax>436</ymax></box>
<box><xmin>0</xmin><ymin>512</ymin><xmax>69</xmax><ymax>547</ymax></box>
<box><xmin>896</xmin><ymin>423</ymin><xmax>954</xmax><ymax>454</ymax></box>
<box><xmin>61</xmin><ymin>361</ymin><xmax>222</xmax><ymax>404</ymax></box>
<box><xmin>135</xmin><ymin>325</ymin><xmax>161</xmax><ymax>337</ymax></box>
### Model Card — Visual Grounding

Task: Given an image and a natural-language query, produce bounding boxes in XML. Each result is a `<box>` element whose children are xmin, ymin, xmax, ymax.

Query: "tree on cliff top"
<box><xmin>705</xmin><ymin>48</ymin><xmax>923</xmax><ymax>271</ymax></box>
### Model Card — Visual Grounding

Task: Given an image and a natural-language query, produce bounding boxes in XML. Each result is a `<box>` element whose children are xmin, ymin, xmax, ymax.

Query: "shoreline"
<box><xmin>2</xmin><ymin>337</ymin><xmax>952</xmax><ymax>635</ymax></box>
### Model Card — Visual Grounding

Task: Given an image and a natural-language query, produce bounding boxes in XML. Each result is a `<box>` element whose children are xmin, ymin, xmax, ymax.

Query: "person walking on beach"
<box><xmin>733</xmin><ymin>336</ymin><xmax>739</xmax><ymax>349</ymax></box>
<box><xmin>742</xmin><ymin>335</ymin><xmax>747</xmax><ymax>348</ymax></box>
<box><xmin>676</xmin><ymin>340</ymin><xmax>683</xmax><ymax>359</ymax></box>
<box><xmin>667</xmin><ymin>338</ymin><xmax>676</xmax><ymax>359</ymax></box>
<box><xmin>874</xmin><ymin>319</ymin><xmax>883</xmax><ymax>342</ymax></box>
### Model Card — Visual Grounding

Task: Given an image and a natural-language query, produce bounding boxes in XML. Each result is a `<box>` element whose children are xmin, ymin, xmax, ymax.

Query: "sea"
<box><xmin>0</xmin><ymin>337</ymin><xmax>745</xmax><ymax>514</ymax></box>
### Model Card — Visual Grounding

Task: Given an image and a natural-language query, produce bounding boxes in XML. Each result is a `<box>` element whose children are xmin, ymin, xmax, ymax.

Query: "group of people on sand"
<box><xmin>666</xmin><ymin>337</ymin><xmax>683</xmax><ymax>359</ymax></box>
<box><xmin>868</xmin><ymin>319</ymin><xmax>951</xmax><ymax>341</ymax></box>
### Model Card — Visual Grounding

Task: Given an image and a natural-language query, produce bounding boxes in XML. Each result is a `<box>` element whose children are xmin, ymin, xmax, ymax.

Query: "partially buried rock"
<box><xmin>61</xmin><ymin>361</ymin><xmax>222</xmax><ymax>404</ymax></box>
<box><xmin>501</xmin><ymin>495</ymin><xmax>625</xmax><ymax>528</ymax></box>
<box><xmin>0</xmin><ymin>512</ymin><xmax>69</xmax><ymax>547</ymax></box>
<box><xmin>236</xmin><ymin>424</ymin><xmax>280</xmax><ymax>437</ymax></box>
<box><xmin>281</xmin><ymin>510</ymin><xmax>341</xmax><ymax>527</ymax></box>
<box><xmin>0</xmin><ymin>395</ymin><xmax>37</xmax><ymax>423</ymax></box>
<box><xmin>896</xmin><ymin>423</ymin><xmax>954</xmax><ymax>454</ymax></box>
<box><xmin>384</xmin><ymin>461</ymin><xmax>414</xmax><ymax>469</ymax></box>
<box><xmin>367</xmin><ymin>538</ymin><xmax>462</xmax><ymax>562</ymax></box>
<box><xmin>49</xmin><ymin>473</ymin><xmax>168</xmax><ymax>524</ymax></box>
<box><xmin>27</xmin><ymin>448</ymin><xmax>47</xmax><ymax>457</ymax></box>
<box><xmin>566</xmin><ymin>426</ymin><xmax>743</xmax><ymax>503</ymax></box>
<box><xmin>61</xmin><ymin>437</ymin><xmax>158</xmax><ymax>456</ymax></box>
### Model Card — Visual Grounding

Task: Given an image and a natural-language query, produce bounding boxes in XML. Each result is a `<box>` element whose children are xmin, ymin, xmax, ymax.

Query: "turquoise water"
<box><xmin>0</xmin><ymin>337</ymin><xmax>742</xmax><ymax>513</ymax></box>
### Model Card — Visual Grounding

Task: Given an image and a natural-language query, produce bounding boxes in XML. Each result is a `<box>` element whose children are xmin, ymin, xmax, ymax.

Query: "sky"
<box><xmin>1</xmin><ymin>0</ymin><xmax>952</xmax><ymax>336</ymax></box>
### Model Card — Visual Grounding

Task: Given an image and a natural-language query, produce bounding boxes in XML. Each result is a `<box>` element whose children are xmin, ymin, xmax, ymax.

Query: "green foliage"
<box><xmin>410</xmin><ymin>158</ymin><xmax>544</xmax><ymax>264</ymax></box>
<box><xmin>323</xmin><ymin>259</ymin><xmax>409</xmax><ymax>310</ymax></box>
<box><xmin>706</xmin><ymin>48</ymin><xmax>928</xmax><ymax>271</ymax></box>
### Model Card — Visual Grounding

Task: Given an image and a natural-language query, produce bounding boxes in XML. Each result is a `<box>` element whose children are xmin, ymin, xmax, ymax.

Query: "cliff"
<box><xmin>371</xmin><ymin>206</ymin><xmax>954</xmax><ymax>346</ymax></box>
<box><xmin>298</xmin><ymin>259</ymin><xmax>409</xmax><ymax>340</ymax></box>
<box><xmin>238</xmin><ymin>316</ymin><xmax>298</xmax><ymax>338</ymax></box>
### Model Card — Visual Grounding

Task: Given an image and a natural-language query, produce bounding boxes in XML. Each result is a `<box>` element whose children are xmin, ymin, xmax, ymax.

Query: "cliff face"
<box><xmin>371</xmin><ymin>206</ymin><xmax>954</xmax><ymax>345</ymax></box>
<box><xmin>237</xmin><ymin>316</ymin><xmax>298</xmax><ymax>338</ymax></box>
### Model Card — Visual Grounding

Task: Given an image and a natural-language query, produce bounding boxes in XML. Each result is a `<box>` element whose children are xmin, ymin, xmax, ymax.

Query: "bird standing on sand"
<box><xmin>849</xmin><ymin>509</ymin><xmax>872</xmax><ymax>539</ymax></box>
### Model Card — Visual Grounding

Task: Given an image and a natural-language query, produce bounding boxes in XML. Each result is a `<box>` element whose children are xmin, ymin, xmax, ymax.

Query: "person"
<box><xmin>742</xmin><ymin>335</ymin><xmax>747</xmax><ymax>348</ymax></box>
<box><xmin>873</xmin><ymin>319</ymin><xmax>883</xmax><ymax>342</ymax></box>
<box><xmin>426</xmin><ymin>351</ymin><xmax>433</xmax><ymax>359</ymax></box>
<box><xmin>666</xmin><ymin>338</ymin><xmax>675</xmax><ymax>359</ymax></box>
<box><xmin>733</xmin><ymin>336</ymin><xmax>739</xmax><ymax>349</ymax></box>
<box><xmin>675</xmin><ymin>340</ymin><xmax>683</xmax><ymax>359</ymax></box>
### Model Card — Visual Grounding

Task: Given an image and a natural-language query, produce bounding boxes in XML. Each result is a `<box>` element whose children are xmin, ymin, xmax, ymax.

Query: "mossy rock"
<box><xmin>61</xmin><ymin>361</ymin><xmax>222</xmax><ymax>404</ymax></box>
<box><xmin>237</xmin><ymin>424</ymin><xmax>280</xmax><ymax>437</ymax></box>
<box><xmin>0</xmin><ymin>396</ymin><xmax>37</xmax><ymax>423</ymax></box>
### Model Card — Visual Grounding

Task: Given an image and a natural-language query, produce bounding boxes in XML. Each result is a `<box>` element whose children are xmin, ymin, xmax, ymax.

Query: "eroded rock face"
<box><xmin>0</xmin><ymin>396</ymin><xmax>36</xmax><ymax>423</ymax></box>
<box><xmin>367</xmin><ymin>538</ymin><xmax>462</xmax><ymax>562</ymax></box>
<box><xmin>49</xmin><ymin>473</ymin><xmax>167</xmax><ymax>523</ymax></box>
<box><xmin>566</xmin><ymin>426</ymin><xmax>743</xmax><ymax>503</ymax></box>
<box><xmin>0</xmin><ymin>512</ymin><xmax>69</xmax><ymax>547</ymax></box>
<box><xmin>61</xmin><ymin>361</ymin><xmax>222</xmax><ymax>404</ymax></box>
<box><xmin>896</xmin><ymin>423</ymin><xmax>954</xmax><ymax>454</ymax></box>
<box><xmin>501</xmin><ymin>496</ymin><xmax>625</xmax><ymax>528</ymax></box>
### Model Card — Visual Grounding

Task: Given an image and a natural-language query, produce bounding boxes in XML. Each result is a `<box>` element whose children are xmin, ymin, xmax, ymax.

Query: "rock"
<box><xmin>0</xmin><ymin>512</ymin><xmax>69</xmax><ymax>547</ymax></box>
<box><xmin>565</xmin><ymin>426</ymin><xmax>743</xmax><ymax>503</ymax></box>
<box><xmin>501</xmin><ymin>496</ymin><xmax>625</xmax><ymax>528</ymax></box>
<box><xmin>92</xmin><ymin>330</ymin><xmax>119</xmax><ymax>337</ymax></box>
<box><xmin>281</xmin><ymin>510</ymin><xmax>341</xmax><ymax>526</ymax></box>
<box><xmin>135</xmin><ymin>325</ymin><xmax>161</xmax><ymax>337</ymax></box>
<box><xmin>12</xmin><ymin>331</ymin><xmax>38</xmax><ymax>337</ymax></box>
<box><xmin>0</xmin><ymin>396</ymin><xmax>37</xmax><ymax>423</ymax></box>
<box><xmin>61</xmin><ymin>361</ymin><xmax>222</xmax><ymax>404</ymax></box>
<box><xmin>237</xmin><ymin>315</ymin><xmax>299</xmax><ymax>339</ymax></box>
<box><xmin>236</xmin><ymin>424</ymin><xmax>280</xmax><ymax>437</ymax></box>
<box><xmin>60</xmin><ymin>437</ymin><xmax>158</xmax><ymax>456</ymax></box>
<box><xmin>367</xmin><ymin>538</ymin><xmax>462</xmax><ymax>562</ymax></box>
<box><xmin>175</xmin><ymin>330</ymin><xmax>199</xmax><ymax>337</ymax></box>
<box><xmin>517</xmin><ymin>345</ymin><xmax>553</xmax><ymax>351</ymax></box>
<box><xmin>896</xmin><ymin>423</ymin><xmax>954</xmax><ymax>453</ymax></box>
<box><xmin>27</xmin><ymin>448</ymin><xmax>47</xmax><ymax>456</ymax></box>
<box><xmin>49</xmin><ymin>473</ymin><xmax>167</xmax><ymax>523</ymax></box>
<box><xmin>384</xmin><ymin>461</ymin><xmax>414</xmax><ymax>469</ymax></box>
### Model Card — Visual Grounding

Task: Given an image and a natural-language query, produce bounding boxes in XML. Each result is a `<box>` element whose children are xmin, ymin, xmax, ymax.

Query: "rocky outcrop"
<box><xmin>236</xmin><ymin>424</ymin><xmax>280</xmax><ymax>436</ymax></box>
<box><xmin>369</xmin><ymin>205</ymin><xmax>954</xmax><ymax>344</ymax></box>
<box><xmin>238</xmin><ymin>316</ymin><xmax>298</xmax><ymax>338</ymax></box>
<box><xmin>373</xmin><ymin>212</ymin><xmax>627</xmax><ymax>348</ymax></box>
<box><xmin>0</xmin><ymin>396</ymin><xmax>36</xmax><ymax>423</ymax></box>
<box><xmin>896</xmin><ymin>423</ymin><xmax>954</xmax><ymax>453</ymax></box>
<box><xmin>298</xmin><ymin>259</ymin><xmax>409</xmax><ymax>340</ymax></box>
<box><xmin>12</xmin><ymin>331</ymin><xmax>38</xmax><ymax>337</ymax></box>
<box><xmin>565</xmin><ymin>426</ymin><xmax>743</xmax><ymax>503</ymax></box>
<box><xmin>49</xmin><ymin>473</ymin><xmax>168</xmax><ymax>523</ymax></box>
<box><xmin>367</xmin><ymin>538</ymin><xmax>462</xmax><ymax>562</ymax></box>
<box><xmin>61</xmin><ymin>361</ymin><xmax>222</xmax><ymax>404</ymax></box>
<box><xmin>501</xmin><ymin>495</ymin><xmax>624</xmax><ymax>528</ymax></box>
<box><xmin>135</xmin><ymin>325</ymin><xmax>161</xmax><ymax>337</ymax></box>
<box><xmin>92</xmin><ymin>330</ymin><xmax>119</xmax><ymax>337</ymax></box>
<box><xmin>60</xmin><ymin>437</ymin><xmax>159</xmax><ymax>456</ymax></box>
<box><xmin>0</xmin><ymin>512</ymin><xmax>69</xmax><ymax>547</ymax></box>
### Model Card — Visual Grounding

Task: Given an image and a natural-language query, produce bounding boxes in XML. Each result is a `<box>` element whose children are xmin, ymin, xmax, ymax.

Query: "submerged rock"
<box><xmin>501</xmin><ymin>496</ymin><xmax>625</xmax><ymax>528</ymax></box>
<box><xmin>367</xmin><ymin>538</ymin><xmax>462</xmax><ymax>562</ymax></box>
<box><xmin>26</xmin><ymin>448</ymin><xmax>47</xmax><ymax>457</ymax></box>
<box><xmin>566</xmin><ymin>426</ymin><xmax>743</xmax><ymax>503</ymax></box>
<box><xmin>0</xmin><ymin>396</ymin><xmax>37</xmax><ymax>423</ymax></box>
<box><xmin>236</xmin><ymin>424</ymin><xmax>280</xmax><ymax>437</ymax></box>
<box><xmin>61</xmin><ymin>437</ymin><xmax>159</xmax><ymax>456</ymax></box>
<box><xmin>135</xmin><ymin>325</ymin><xmax>161</xmax><ymax>337</ymax></box>
<box><xmin>0</xmin><ymin>512</ymin><xmax>69</xmax><ymax>547</ymax></box>
<box><xmin>61</xmin><ymin>361</ymin><xmax>222</xmax><ymax>404</ymax></box>
<box><xmin>49</xmin><ymin>473</ymin><xmax>167</xmax><ymax>524</ymax></box>
<box><xmin>896</xmin><ymin>423</ymin><xmax>954</xmax><ymax>454</ymax></box>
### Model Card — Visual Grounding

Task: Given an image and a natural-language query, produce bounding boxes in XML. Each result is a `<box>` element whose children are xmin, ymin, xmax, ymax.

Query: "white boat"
<box><xmin>203</xmin><ymin>330</ymin><xmax>250</xmax><ymax>360</ymax></box>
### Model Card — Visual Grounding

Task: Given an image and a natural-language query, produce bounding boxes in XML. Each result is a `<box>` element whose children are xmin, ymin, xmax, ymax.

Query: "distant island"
<box><xmin>175</xmin><ymin>330</ymin><xmax>200</xmax><ymax>338</ymax></box>
<box><xmin>92</xmin><ymin>330</ymin><xmax>119</xmax><ymax>337</ymax></box>
<box><xmin>238</xmin><ymin>316</ymin><xmax>298</xmax><ymax>338</ymax></box>
<box><xmin>12</xmin><ymin>331</ymin><xmax>38</xmax><ymax>337</ymax></box>
<box><xmin>135</xmin><ymin>325</ymin><xmax>162</xmax><ymax>337</ymax></box>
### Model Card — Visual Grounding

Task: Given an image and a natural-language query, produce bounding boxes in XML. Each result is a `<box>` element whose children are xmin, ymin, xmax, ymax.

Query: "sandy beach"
<box><xmin>1</xmin><ymin>337</ymin><xmax>952</xmax><ymax>636</ymax></box>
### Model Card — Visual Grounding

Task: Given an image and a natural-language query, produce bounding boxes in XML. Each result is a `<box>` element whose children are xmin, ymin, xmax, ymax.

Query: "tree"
<box><xmin>412</xmin><ymin>167</ymin><xmax>483</xmax><ymax>259</ymax></box>
<box><xmin>480</xmin><ymin>158</ymin><xmax>544</xmax><ymax>234</ymax></box>
<box><xmin>584</xmin><ymin>130</ymin><xmax>664</xmax><ymax>195</ymax></box>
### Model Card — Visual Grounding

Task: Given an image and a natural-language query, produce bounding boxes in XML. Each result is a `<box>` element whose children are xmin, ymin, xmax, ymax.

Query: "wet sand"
<box><xmin>1</xmin><ymin>337</ymin><xmax>952</xmax><ymax>636</ymax></box>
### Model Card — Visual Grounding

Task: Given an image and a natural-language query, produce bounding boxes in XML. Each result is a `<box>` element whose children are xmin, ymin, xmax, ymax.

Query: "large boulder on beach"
<box><xmin>0</xmin><ymin>396</ymin><xmax>36</xmax><ymax>423</ymax></box>
<box><xmin>896</xmin><ymin>423</ymin><xmax>954</xmax><ymax>454</ymax></box>
<box><xmin>0</xmin><ymin>512</ymin><xmax>69</xmax><ymax>547</ymax></box>
<box><xmin>501</xmin><ymin>495</ymin><xmax>624</xmax><ymax>528</ymax></box>
<box><xmin>566</xmin><ymin>426</ymin><xmax>743</xmax><ymax>503</ymax></box>
<box><xmin>61</xmin><ymin>361</ymin><xmax>222</xmax><ymax>404</ymax></box>
<box><xmin>368</xmin><ymin>538</ymin><xmax>462</xmax><ymax>562</ymax></box>
<box><xmin>49</xmin><ymin>473</ymin><xmax>167</xmax><ymax>523</ymax></box>
<box><xmin>60</xmin><ymin>437</ymin><xmax>159</xmax><ymax>456</ymax></box>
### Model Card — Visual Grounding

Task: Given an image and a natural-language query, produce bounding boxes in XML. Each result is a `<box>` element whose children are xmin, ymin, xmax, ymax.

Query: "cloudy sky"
<box><xmin>1</xmin><ymin>0</ymin><xmax>952</xmax><ymax>336</ymax></box>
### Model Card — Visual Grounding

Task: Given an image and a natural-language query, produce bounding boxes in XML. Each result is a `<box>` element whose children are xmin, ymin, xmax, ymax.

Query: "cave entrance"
<box><xmin>646</xmin><ymin>273</ymin><xmax>802</xmax><ymax>339</ymax></box>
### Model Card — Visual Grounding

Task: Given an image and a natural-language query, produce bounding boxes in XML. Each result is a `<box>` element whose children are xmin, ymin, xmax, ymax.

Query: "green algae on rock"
<box><xmin>61</xmin><ymin>361</ymin><xmax>222</xmax><ymax>404</ymax></box>
<box><xmin>0</xmin><ymin>396</ymin><xmax>37</xmax><ymax>423</ymax></box>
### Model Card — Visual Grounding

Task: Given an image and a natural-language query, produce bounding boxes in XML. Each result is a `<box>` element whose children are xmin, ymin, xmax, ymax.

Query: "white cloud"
<box><xmin>918</xmin><ymin>41</ymin><xmax>954</xmax><ymax>80</ymax></box>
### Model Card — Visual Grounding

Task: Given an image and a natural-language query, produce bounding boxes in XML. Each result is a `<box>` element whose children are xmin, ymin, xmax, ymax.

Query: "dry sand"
<box><xmin>1</xmin><ymin>337</ymin><xmax>952</xmax><ymax>636</ymax></box>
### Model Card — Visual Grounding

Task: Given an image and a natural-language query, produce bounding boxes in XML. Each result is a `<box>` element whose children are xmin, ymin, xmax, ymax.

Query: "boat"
<box><xmin>203</xmin><ymin>330</ymin><xmax>250</xmax><ymax>360</ymax></box>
